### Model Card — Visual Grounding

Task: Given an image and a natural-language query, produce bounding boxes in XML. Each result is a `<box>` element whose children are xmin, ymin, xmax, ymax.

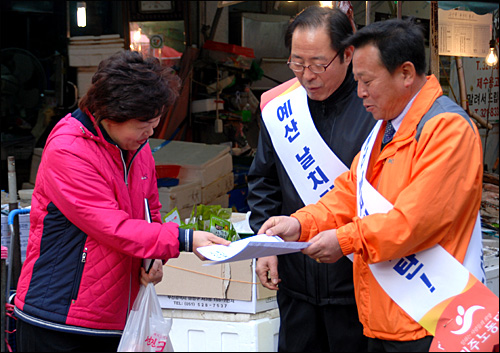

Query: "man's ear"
<box><xmin>343</xmin><ymin>45</ymin><xmax>354</xmax><ymax>64</ymax></box>
<box><xmin>401</xmin><ymin>61</ymin><xmax>416</xmax><ymax>87</ymax></box>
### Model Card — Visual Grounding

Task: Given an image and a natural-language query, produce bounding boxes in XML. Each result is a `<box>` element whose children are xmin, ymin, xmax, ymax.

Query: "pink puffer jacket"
<box><xmin>15</xmin><ymin>109</ymin><xmax>181</xmax><ymax>334</ymax></box>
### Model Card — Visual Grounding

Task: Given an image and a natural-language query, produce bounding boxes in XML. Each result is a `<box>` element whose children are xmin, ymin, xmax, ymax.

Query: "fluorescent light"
<box><xmin>77</xmin><ymin>2</ymin><xmax>86</xmax><ymax>28</ymax></box>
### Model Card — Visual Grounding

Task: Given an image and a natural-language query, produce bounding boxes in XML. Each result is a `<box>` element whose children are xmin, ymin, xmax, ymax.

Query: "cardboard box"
<box><xmin>157</xmin><ymin>253</ymin><xmax>277</xmax><ymax>313</ymax></box>
<box><xmin>149</xmin><ymin>139</ymin><xmax>232</xmax><ymax>187</ymax></box>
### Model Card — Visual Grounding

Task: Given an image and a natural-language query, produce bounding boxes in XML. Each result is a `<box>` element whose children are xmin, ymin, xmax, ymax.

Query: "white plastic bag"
<box><xmin>118</xmin><ymin>283</ymin><xmax>174</xmax><ymax>352</ymax></box>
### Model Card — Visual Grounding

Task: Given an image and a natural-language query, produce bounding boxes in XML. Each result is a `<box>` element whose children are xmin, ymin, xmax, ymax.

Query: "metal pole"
<box><xmin>7</xmin><ymin>157</ymin><xmax>21</xmax><ymax>295</ymax></box>
<box><xmin>366</xmin><ymin>1</ymin><xmax>371</xmax><ymax>26</ymax></box>
<box><xmin>430</xmin><ymin>1</ymin><xmax>439</xmax><ymax>78</ymax></box>
<box><xmin>8</xmin><ymin>157</ymin><xmax>17</xmax><ymax>207</ymax></box>
<box><xmin>1</xmin><ymin>249</ymin><xmax>5</xmax><ymax>353</ymax></box>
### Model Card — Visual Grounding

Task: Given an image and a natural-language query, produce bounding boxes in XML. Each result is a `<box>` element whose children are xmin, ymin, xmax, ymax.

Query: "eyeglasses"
<box><xmin>287</xmin><ymin>50</ymin><xmax>341</xmax><ymax>74</ymax></box>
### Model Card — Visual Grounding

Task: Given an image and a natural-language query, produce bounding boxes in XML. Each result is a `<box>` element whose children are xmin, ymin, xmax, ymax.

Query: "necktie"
<box><xmin>381</xmin><ymin>120</ymin><xmax>395</xmax><ymax>150</ymax></box>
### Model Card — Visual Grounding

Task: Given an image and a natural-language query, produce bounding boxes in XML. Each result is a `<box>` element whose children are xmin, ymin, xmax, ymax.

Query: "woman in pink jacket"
<box><xmin>14</xmin><ymin>50</ymin><xmax>229</xmax><ymax>351</ymax></box>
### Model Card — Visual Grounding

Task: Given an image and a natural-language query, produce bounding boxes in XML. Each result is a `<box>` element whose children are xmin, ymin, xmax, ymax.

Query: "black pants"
<box><xmin>16</xmin><ymin>318</ymin><xmax>121</xmax><ymax>352</ymax></box>
<box><xmin>277</xmin><ymin>290</ymin><xmax>367</xmax><ymax>352</ymax></box>
<box><xmin>367</xmin><ymin>336</ymin><xmax>433</xmax><ymax>352</ymax></box>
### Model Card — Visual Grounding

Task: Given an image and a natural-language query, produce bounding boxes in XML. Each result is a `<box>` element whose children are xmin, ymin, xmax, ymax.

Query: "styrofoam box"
<box><xmin>206</xmin><ymin>193</ymin><xmax>230</xmax><ymax>208</ymax></box>
<box><xmin>149</xmin><ymin>139</ymin><xmax>233</xmax><ymax>187</ymax></box>
<box><xmin>69</xmin><ymin>46</ymin><xmax>124</xmax><ymax>67</ymax></box>
<box><xmin>68</xmin><ymin>35</ymin><xmax>124</xmax><ymax>67</ymax></box>
<box><xmin>191</xmin><ymin>98</ymin><xmax>224</xmax><ymax>114</ymax></box>
<box><xmin>163</xmin><ymin>308</ymin><xmax>279</xmax><ymax>352</ymax></box>
<box><xmin>202</xmin><ymin>172</ymin><xmax>234</xmax><ymax>204</ymax></box>
<box><xmin>184</xmin><ymin>152</ymin><xmax>232</xmax><ymax>187</ymax></box>
<box><xmin>158</xmin><ymin>181</ymin><xmax>202</xmax><ymax>213</ymax></box>
<box><xmin>77</xmin><ymin>67</ymin><xmax>98</xmax><ymax>98</ymax></box>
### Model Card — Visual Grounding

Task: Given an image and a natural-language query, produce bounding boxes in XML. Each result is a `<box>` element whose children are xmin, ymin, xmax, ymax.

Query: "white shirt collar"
<box><xmin>389</xmin><ymin>91</ymin><xmax>420</xmax><ymax>132</ymax></box>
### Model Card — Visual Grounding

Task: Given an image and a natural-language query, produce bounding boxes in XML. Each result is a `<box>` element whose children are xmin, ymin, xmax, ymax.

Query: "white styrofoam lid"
<box><xmin>149</xmin><ymin>139</ymin><xmax>231</xmax><ymax>167</ymax></box>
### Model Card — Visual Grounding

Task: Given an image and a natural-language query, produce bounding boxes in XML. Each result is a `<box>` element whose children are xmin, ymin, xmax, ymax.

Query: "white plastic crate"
<box><xmin>164</xmin><ymin>309</ymin><xmax>279</xmax><ymax>352</ymax></box>
<box><xmin>150</xmin><ymin>139</ymin><xmax>233</xmax><ymax>187</ymax></box>
<box><xmin>202</xmin><ymin>172</ymin><xmax>234</xmax><ymax>204</ymax></box>
<box><xmin>1</xmin><ymin>214</ymin><xmax>30</xmax><ymax>263</ymax></box>
<box><xmin>158</xmin><ymin>181</ymin><xmax>202</xmax><ymax>213</ymax></box>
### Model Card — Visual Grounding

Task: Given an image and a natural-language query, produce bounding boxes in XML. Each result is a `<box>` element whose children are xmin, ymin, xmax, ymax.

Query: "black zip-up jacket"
<box><xmin>247</xmin><ymin>66</ymin><xmax>376</xmax><ymax>305</ymax></box>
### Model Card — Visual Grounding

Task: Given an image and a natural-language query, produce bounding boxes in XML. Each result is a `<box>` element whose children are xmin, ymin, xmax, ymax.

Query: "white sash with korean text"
<box><xmin>262</xmin><ymin>84</ymin><xmax>348</xmax><ymax>205</ymax></box>
<box><xmin>356</xmin><ymin>120</ymin><xmax>485</xmax><ymax>324</ymax></box>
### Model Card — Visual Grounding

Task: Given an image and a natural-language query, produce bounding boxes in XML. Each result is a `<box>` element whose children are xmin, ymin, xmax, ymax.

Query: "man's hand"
<box><xmin>257</xmin><ymin>216</ymin><xmax>301</xmax><ymax>242</ymax></box>
<box><xmin>256</xmin><ymin>256</ymin><xmax>280</xmax><ymax>290</ymax></box>
<box><xmin>301</xmin><ymin>229</ymin><xmax>343</xmax><ymax>264</ymax></box>
<box><xmin>140</xmin><ymin>259</ymin><xmax>163</xmax><ymax>286</ymax></box>
<box><xmin>193</xmin><ymin>231</ymin><xmax>231</xmax><ymax>260</ymax></box>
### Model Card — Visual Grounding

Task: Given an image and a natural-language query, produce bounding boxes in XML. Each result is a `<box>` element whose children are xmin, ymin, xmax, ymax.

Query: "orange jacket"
<box><xmin>292</xmin><ymin>75</ymin><xmax>483</xmax><ymax>341</ymax></box>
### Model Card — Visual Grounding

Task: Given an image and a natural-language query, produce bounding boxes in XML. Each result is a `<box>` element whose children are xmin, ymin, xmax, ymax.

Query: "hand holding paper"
<box><xmin>257</xmin><ymin>216</ymin><xmax>302</xmax><ymax>242</ymax></box>
<box><xmin>197</xmin><ymin>233</ymin><xmax>310</xmax><ymax>265</ymax></box>
<box><xmin>302</xmin><ymin>229</ymin><xmax>343</xmax><ymax>264</ymax></box>
<box><xmin>193</xmin><ymin>231</ymin><xmax>231</xmax><ymax>260</ymax></box>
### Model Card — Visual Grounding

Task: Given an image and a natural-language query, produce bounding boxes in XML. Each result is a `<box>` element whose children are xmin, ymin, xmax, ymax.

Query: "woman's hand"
<box><xmin>140</xmin><ymin>259</ymin><xmax>163</xmax><ymax>286</ymax></box>
<box><xmin>192</xmin><ymin>231</ymin><xmax>230</xmax><ymax>260</ymax></box>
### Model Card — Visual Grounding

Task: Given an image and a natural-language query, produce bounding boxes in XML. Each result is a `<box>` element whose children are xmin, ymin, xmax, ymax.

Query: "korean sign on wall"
<box><xmin>439</xmin><ymin>9</ymin><xmax>492</xmax><ymax>57</ymax></box>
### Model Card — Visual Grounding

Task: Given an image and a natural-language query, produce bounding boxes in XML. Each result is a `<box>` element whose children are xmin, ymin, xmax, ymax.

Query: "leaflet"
<box><xmin>198</xmin><ymin>233</ymin><xmax>310</xmax><ymax>265</ymax></box>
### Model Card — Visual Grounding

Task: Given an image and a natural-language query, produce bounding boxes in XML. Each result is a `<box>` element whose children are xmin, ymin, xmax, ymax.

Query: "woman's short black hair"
<box><xmin>78</xmin><ymin>50</ymin><xmax>181</xmax><ymax>125</ymax></box>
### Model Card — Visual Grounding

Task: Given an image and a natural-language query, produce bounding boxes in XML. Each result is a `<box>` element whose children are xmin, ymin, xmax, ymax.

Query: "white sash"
<box><xmin>356</xmin><ymin>121</ymin><xmax>486</xmax><ymax>322</ymax></box>
<box><xmin>261</xmin><ymin>84</ymin><xmax>348</xmax><ymax>205</ymax></box>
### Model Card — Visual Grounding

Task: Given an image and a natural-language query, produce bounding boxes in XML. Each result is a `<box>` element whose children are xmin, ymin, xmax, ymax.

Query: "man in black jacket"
<box><xmin>247</xmin><ymin>6</ymin><xmax>375</xmax><ymax>352</ymax></box>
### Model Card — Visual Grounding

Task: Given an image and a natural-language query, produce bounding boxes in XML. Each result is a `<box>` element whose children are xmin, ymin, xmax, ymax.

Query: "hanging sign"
<box><xmin>438</xmin><ymin>9</ymin><xmax>492</xmax><ymax>57</ymax></box>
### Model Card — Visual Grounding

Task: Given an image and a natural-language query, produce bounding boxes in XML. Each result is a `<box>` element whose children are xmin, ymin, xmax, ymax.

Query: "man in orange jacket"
<box><xmin>258</xmin><ymin>18</ymin><xmax>484</xmax><ymax>352</ymax></box>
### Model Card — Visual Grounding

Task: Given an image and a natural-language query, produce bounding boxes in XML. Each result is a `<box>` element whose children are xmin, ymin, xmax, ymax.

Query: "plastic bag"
<box><xmin>117</xmin><ymin>283</ymin><xmax>174</xmax><ymax>352</ymax></box>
